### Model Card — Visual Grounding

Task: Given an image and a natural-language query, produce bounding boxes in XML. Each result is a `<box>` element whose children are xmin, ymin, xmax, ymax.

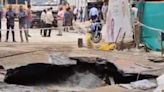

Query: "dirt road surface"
<box><xmin>0</xmin><ymin>20</ymin><xmax>163</xmax><ymax>92</ymax></box>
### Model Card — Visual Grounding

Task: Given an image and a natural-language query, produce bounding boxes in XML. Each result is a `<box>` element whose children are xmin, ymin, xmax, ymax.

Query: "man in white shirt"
<box><xmin>131</xmin><ymin>4</ymin><xmax>139</xmax><ymax>46</ymax></box>
<box><xmin>73</xmin><ymin>7</ymin><xmax>78</xmax><ymax>21</ymax></box>
<box><xmin>44</xmin><ymin>7</ymin><xmax>54</xmax><ymax>37</ymax></box>
<box><xmin>40</xmin><ymin>9</ymin><xmax>46</xmax><ymax>36</ymax></box>
<box><xmin>101</xmin><ymin>3</ymin><xmax>108</xmax><ymax>22</ymax></box>
<box><xmin>89</xmin><ymin>5</ymin><xmax>99</xmax><ymax>21</ymax></box>
<box><xmin>131</xmin><ymin>4</ymin><xmax>138</xmax><ymax>25</ymax></box>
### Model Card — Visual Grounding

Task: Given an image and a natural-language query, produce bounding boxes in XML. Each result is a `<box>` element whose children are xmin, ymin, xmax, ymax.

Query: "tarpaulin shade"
<box><xmin>140</xmin><ymin>2</ymin><xmax>164</xmax><ymax>51</ymax></box>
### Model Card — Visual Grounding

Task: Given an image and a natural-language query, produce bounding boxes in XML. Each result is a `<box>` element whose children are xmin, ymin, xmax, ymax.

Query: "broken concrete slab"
<box><xmin>119</xmin><ymin>79</ymin><xmax>157</xmax><ymax>91</ymax></box>
<box><xmin>154</xmin><ymin>74</ymin><xmax>164</xmax><ymax>92</ymax></box>
<box><xmin>112</xmin><ymin>58</ymin><xmax>164</xmax><ymax>76</ymax></box>
<box><xmin>49</xmin><ymin>53</ymin><xmax>77</xmax><ymax>65</ymax></box>
<box><xmin>85</xmin><ymin>85</ymin><xmax>128</xmax><ymax>92</ymax></box>
<box><xmin>119</xmin><ymin>84</ymin><xmax>133</xmax><ymax>90</ymax></box>
<box><xmin>154</xmin><ymin>86</ymin><xmax>164</xmax><ymax>92</ymax></box>
<box><xmin>130</xmin><ymin>79</ymin><xmax>157</xmax><ymax>90</ymax></box>
<box><xmin>47</xmin><ymin>86</ymin><xmax>88</xmax><ymax>92</ymax></box>
<box><xmin>0</xmin><ymin>82</ymin><xmax>47</xmax><ymax>92</ymax></box>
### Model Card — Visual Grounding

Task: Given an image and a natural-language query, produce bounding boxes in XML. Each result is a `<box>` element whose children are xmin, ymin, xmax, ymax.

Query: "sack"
<box><xmin>86</xmin><ymin>33</ymin><xmax>93</xmax><ymax>48</ymax></box>
<box><xmin>98</xmin><ymin>43</ymin><xmax>116</xmax><ymax>51</ymax></box>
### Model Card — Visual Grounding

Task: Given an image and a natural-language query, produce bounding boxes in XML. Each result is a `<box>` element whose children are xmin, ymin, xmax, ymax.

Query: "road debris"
<box><xmin>49</xmin><ymin>53</ymin><xmax>77</xmax><ymax>65</ymax></box>
<box><xmin>154</xmin><ymin>74</ymin><xmax>164</xmax><ymax>92</ymax></box>
<box><xmin>130</xmin><ymin>79</ymin><xmax>157</xmax><ymax>90</ymax></box>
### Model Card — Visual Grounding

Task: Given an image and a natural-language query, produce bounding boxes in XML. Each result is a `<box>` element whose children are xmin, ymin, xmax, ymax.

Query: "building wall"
<box><xmin>67</xmin><ymin>0</ymin><xmax>87</xmax><ymax>8</ymax></box>
<box><xmin>66</xmin><ymin>0</ymin><xmax>104</xmax><ymax>20</ymax></box>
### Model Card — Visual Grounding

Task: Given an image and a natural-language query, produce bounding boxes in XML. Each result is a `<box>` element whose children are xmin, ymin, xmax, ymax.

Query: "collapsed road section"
<box><xmin>4</xmin><ymin>55</ymin><xmax>157</xmax><ymax>89</ymax></box>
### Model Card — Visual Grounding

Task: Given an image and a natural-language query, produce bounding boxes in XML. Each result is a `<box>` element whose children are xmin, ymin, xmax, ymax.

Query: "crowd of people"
<box><xmin>55</xmin><ymin>3</ymin><xmax>108</xmax><ymax>36</ymax></box>
<box><xmin>0</xmin><ymin>2</ymin><xmax>108</xmax><ymax>43</ymax></box>
<box><xmin>40</xmin><ymin>4</ymin><xmax>74</xmax><ymax>36</ymax></box>
<box><xmin>0</xmin><ymin>4</ymin><xmax>55</xmax><ymax>42</ymax></box>
<box><xmin>72</xmin><ymin>3</ymin><xmax>108</xmax><ymax>23</ymax></box>
<box><xmin>40</xmin><ymin>7</ymin><xmax>55</xmax><ymax>37</ymax></box>
<box><xmin>0</xmin><ymin>5</ymin><xmax>32</xmax><ymax>42</ymax></box>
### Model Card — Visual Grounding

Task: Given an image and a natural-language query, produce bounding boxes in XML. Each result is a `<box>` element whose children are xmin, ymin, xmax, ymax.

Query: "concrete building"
<box><xmin>66</xmin><ymin>0</ymin><xmax>87</xmax><ymax>9</ymax></box>
<box><xmin>66</xmin><ymin>0</ymin><xmax>105</xmax><ymax>9</ymax></box>
<box><xmin>66</xmin><ymin>0</ymin><xmax>104</xmax><ymax>20</ymax></box>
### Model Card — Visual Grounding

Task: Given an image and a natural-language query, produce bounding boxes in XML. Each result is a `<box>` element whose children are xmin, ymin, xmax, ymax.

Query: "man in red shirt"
<box><xmin>26</xmin><ymin>5</ymin><xmax>32</xmax><ymax>37</ymax></box>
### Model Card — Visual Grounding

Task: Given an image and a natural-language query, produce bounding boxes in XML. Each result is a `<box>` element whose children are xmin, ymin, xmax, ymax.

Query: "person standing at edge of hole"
<box><xmin>0</xmin><ymin>6</ymin><xmax>2</xmax><ymax>42</ymax></box>
<box><xmin>69</xmin><ymin>6</ymin><xmax>74</xmax><ymax>30</ymax></box>
<box><xmin>45</xmin><ymin>7</ymin><xmax>54</xmax><ymax>37</ymax></box>
<box><xmin>57</xmin><ymin>7</ymin><xmax>64</xmax><ymax>36</ymax></box>
<box><xmin>26</xmin><ymin>5</ymin><xmax>32</xmax><ymax>37</ymax></box>
<box><xmin>63</xmin><ymin>7</ymin><xmax>72</xmax><ymax>32</ymax></box>
<box><xmin>18</xmin><ymin>6</ymin><xmax>28</xmax><ymax>42</ymax></box>
<box><xmin>5</xmin><ymin>5</ymin><xmax>16</xmax><ymax>42</ymax></box>
<box><xmin>40</xmin><ymin>9</ymin><xmax>47</xmax><ymax>36</ymax></box>
<box><xmin>79</xmin><ymin>7</ymin><xmax>83</xmax><ymax>22</ymax></box>
<box><xmin>73</xmin><ymin>6</ymin><xmax>78</xmax><ymax>21</ymax></box>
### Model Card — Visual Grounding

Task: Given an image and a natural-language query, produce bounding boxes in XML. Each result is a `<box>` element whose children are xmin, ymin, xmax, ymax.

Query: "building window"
<box><xmin>18</xmin><ymin>0</ymin><xmax>26</xmax><ymax>4</ymax></box>
<box><xmin>7</xmin><ymin>0</ymin><xmax>16</xmax><ymax>4</ymax></box>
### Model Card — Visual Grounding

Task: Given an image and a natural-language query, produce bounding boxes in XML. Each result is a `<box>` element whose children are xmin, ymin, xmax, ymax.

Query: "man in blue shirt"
<box><xmin>5</xmin><ymin>5</ymin><xmax>16</xmax><ymax>42</ymax></box>
<box><xmin>89</xmin><ymin>5</ymin><xmax>99</xmax><ymax>21</ymax></box>
<box><xmin>18</xmin><ymin>6</ymin><xmax>28</xmax><ymax>42</ymax></box>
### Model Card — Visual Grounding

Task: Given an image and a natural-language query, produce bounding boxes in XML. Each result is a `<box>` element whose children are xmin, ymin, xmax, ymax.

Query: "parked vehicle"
<box><xmin>31</xmin><ymin>0</ymin><xmax>59</xmax><ymax>28</ymax></box>
<box><xmin>90</xmin><ymin>19</ymin><xmax>102</xmax><ymax>43</ymax></box>
<box><xmin>0</xmin><ymin>0</ymin><xmax>29</xmax><ymax>11</ymax></box>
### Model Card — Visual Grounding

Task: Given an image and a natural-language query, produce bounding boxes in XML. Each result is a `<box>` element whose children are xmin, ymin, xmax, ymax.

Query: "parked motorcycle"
<box><xmin>90</xmin><ymin>21</ymin><xmax>102</xmax><ymax>43</ymax></box>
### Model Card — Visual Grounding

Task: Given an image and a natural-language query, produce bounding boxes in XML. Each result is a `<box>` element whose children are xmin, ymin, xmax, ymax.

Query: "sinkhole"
<box><xmin>4</xmin><ymin>57</ymin><xmax>157</xmax><ymax>89</ymax></box>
